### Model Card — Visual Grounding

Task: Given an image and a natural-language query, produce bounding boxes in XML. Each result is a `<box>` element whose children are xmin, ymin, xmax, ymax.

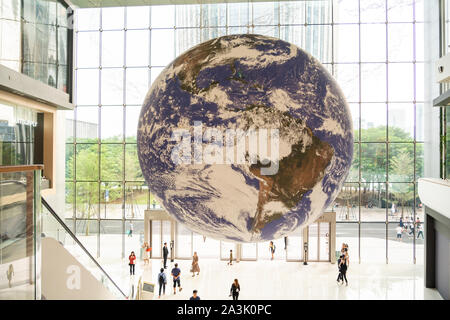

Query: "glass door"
<box><xmin>175</xmin><ymin>223</ymin><xmax>192</xmax><ymax>259</ymax></box>
<box><xmin>319</xmin><ymin>222</ymin><xmax>330</xmax><ymax>261</ymax></box>
<box><xmin>308</xmin><ymin>223</ymin><xmax>319</xmax><ymax>261</ymax></box>
<box><xmin>287</xmin><ymin>228</ymin><xmax>303</xmax><ymax>261</ymax></box>
<box><xmin>241</xmin><ymin>242</ymin><xmax>257</xmax><ymax>260</ymax></box>
<box><xmin>150</xmin><ymin>220</ymin><xmax>161</xmax><ymax>258</ymax></box>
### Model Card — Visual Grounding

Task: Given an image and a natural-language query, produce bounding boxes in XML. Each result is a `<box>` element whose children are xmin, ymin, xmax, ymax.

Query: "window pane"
<box><xmin>361</xmin><ymin>143</ymin><xmax>387</xmax><ymax>182</ymax></box>
<box><xmin>151</xmin><ymin>29</ymin><xmax>174</xmax><ymax>66</ymax></box>
<box><xmin>388</xmin><ymin>64</ymin><xmax>414</xmax><ymax>102</ymax></box>
<box><xmin>101</xmin><ymin>144</ymin><xmax>123</xmax><ymax>181</ymax></box>
<box><xmin>100</xmin><ymin>182</ymin><xmax>122</xmax><ymax>219</ymax></box>
<box><xmin>101</xmin><ymin>105</ymin><xmax>123</xmax><ymax>140</ymax></box>
<box><xmin>125</xmin><ymin>220</ymin><xmax>144</xmax><ymax>260</ymax></box>
<box><xmin>361</xmin><ymin>63</ymin><xmax>386</xmax><ymax>102</ymax></box>
<box><xmin>76</xmin><ymin>69</ymin><xmax>99</xmax><ymax>105</ymax></box>
<box><xmin>151</xmin><ymin>5</ymin><xmax>175</xmax><ymax>28</ymax></box>
<box><xmin>176</xmin><ymin>5</ymin><xmax>200</xmax><ymax>28</ymax></box>
<box><xmin>201</xmin><ymin>3</ymin><xmax>226</xmax><ymax>27</ymax></box>
<box><xmin>336</xmin><ymin>223</ymin><xmax>359</xmax><ymax>262</ymax></box>
<box><xmin>361</xmin><ymin>24</ymin><xmax>386</xmax><ymax>62</ymax></box>
<box><xmin>334</xmin><ymin>24</ymin><xmax>359</xmax><ymax>63</ymax></box>
<box><xmin>65</xmin><ymin>181</ymin><xmax>74</xmax><ymax>218</ymax></box>
<box><xmin>361</xmin><ymin>104</ymin><xmax>387</xmax><ymax>141</ymax></box>
<box><xmin>126</xmin><ymin>6</ymin><xmax>149</xmax><ymax>29</ymax></box>
<box><xmin>125</xmin><ymin>144</ymin><xmax>143</xmax><ymax>181</ymax></box>
<box><xmin>333</xmin><ymin>0</ymin><xmax>359</xmax><ymax>23</ymax></box>
<box><xmin>100</xmin><ymin>220</ymin><xmax>122</xmax><ymax>261</ymax></box>
<box><xmin>388</xmin><ymin>222</ymin><xmax>414</xmax><ymax>264</ymax></box>
<box><xmin>220</xmin><ymin>241</ymin><xmax>236</xmax><ymax>260</ymax></box>
<box><xmin>175</xmin><ymin>28</ymin><xmax>200</xmax><ymax>57</ymax></box>
<box><xmin>76</xmin><ymin>8</ymin><xmax>100</xmax><ymax>31</ymax></box>
<box><xmin>101</xmin><ymin>69</ymin><xmax>123</xmax><ymax>105</ymax></box>
<box><xmin>280</xmin><ymin>1</ymin><xmax>305</xmax><ymax>25</ymax></box>
<box><xmin>335</xmin><ymin>183</ymin><xmax>359</xmax><ymax>222</ymax></box>
<box><xmin>387</xmin><ymin>0</ymin><xmax>414</xmax><ymax>22</ymax></box>
<box><xmin>126</xmin><ymin>30</ymin><xmax>149</xmax><ymax>67</ymax></box>
<box><xmin>125</xmin><ymin>105</ymin><xmax>140</xmax><ymax>142</ymax></box>
<box><xmin>360</xmin><ymin>0</ymin><xmax>386</xmax><ymax>23</ymax></box>
<box><xmin>102</xmin><ymin>31</ymin><xmax>124</xmax><ymax>67</ymax></box>
<box><xmin>75</xmin><ymin>144</ymin><xmax>99</xmax><ymax>180</ymax></box>
<box><xmin>389</xmin><ymin>104</ymin><xmax>415</xmax><ymax>141</ymax></box>
<box><xmin>75</xmin><ymin>219</ymin><xmax>98</xmax><ymax>255</ymax></box>
<box><xmin>306</xmin><ymin>0</ymin><xmax>331</xmax><ymax>24</ymax></box>
<box><xmin>76</xmin><ymin>106</ymin><xmax>99</xmax><ymax>143</ymax></box>
<box><xmin>389</xmin><ymin>183</ymin><xmax>415</xmax><ymax>221</ymax></box>
<box><xmin>101</xmin><ymin>7</ymin><xmax>124</xmax><ymax>30</ymax></box>
<box><xmin>361</xmin><ymin>182</ymin><xmax>387</xmax><ymax>221</ymax></box>
<box><xmin>76</xmin><ymin>32</ymin><xmax>99</xmax><ymax>68</ymax></box>
<box><xmin>361</xmin><ymin>223</ymin><xmax>386</xmax><ymax>263</ymax></box>
<box><xmin>252</xmin><ymin>2</ymin><xmax>278</xmax><ymax>26</ymax></box>
<box><xmin>76</xmin><ymin>182</ymin><xmax>99</xmax><ymax>218</ymax></box>
<box><xmin>388</xmin><ymin>23</ymin><xmax>413</xmax><ymax>62</ymax></box>
<box><xmin>334</xmin><ymin>64</ymin><xmax>359</xmax><ymax>103</ymax></box>
<box><xmin>125</xmin><ymin>182</ymin><xmax>147</xmax><ymax>219</ymax></box>
<box><xmin>389</xmin><ymin>144</ymin><xmax>414</xmax><ymax>182</ymax></box>
<box><xmin>126</xmin><ymin>68</ymin><xmax>149</xmax><ymax>105</ymax></box>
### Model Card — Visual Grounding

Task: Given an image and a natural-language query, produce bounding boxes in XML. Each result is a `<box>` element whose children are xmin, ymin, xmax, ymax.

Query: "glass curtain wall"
<box><xmin>0</xmin><ymin>0</ymin><xmax>71</xmax><ymax>92</ymax></box>
<box><xmin>69</xmin><ymin>0</ymin><xmax>425</xmax><ymax>263</ymax></box>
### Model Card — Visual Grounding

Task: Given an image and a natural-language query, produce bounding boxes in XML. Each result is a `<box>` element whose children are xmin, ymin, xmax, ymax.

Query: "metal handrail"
<box><xmin>41</xmin><ymin>197</ymin><xmax>127</xmax><ymax>298</ymax></box>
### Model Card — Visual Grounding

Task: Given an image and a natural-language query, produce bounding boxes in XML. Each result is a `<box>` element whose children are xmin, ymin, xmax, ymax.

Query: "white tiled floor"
<box><xmin>105</xmin><ymin>257</ymin><xmax>442</xmax><ymax>300</ymax></box>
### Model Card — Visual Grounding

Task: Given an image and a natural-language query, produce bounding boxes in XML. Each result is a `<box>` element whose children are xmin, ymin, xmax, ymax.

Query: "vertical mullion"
<box><xmin>97</xmin><ymin>7</ymin><xmax>103</xmax><ymax>259</ymax></box>
<box><xmin>122</xmin><ymin>7</ymin><xmax>127</xmax><ymax>259</ymax></box>
<box><xmin>358</xmin><ymin>0</ymin><xmax>362</xmax><ymax>265</ymax></box>
<box><xmin>413</xmin><ymin>0</ymin><xmax>418</xmax><ymax>265</ymax></box>
<box><xmin>385</xmin><ymin>0</ymin><xmax>389</xmax><ymax>265</ymax></box>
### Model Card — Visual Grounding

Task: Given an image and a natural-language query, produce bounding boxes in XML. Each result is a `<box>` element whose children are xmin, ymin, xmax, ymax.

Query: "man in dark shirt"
<box><xmin>171</xmin><ymin>263</ymin><xmax>182</xmax><ymax>294</ymax></box>
<box><xmin>189</xmin><ymin>290</ymin><xmax>200</xmax><ymax>300</ymax></box>
<box><xmin>163</xmin><ymin>242</ymin><xmax>169</xmax><ymax>269</ymax></box>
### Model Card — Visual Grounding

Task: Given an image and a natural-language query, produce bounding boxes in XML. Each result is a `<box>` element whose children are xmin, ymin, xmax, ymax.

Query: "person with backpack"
<box><xmin>171</xmin><ymin>263</ymin><xmax>182</xmax><ymax>294</ymax></box>
<box><xmin>269</xmin><ymin>241</ymin><xmax>276</xmax><ymax>260</ymax></box>
<box><xmin>158</xmin><ymin>268</ymin><xmax>167</xmax><ymax>298</ymax></box>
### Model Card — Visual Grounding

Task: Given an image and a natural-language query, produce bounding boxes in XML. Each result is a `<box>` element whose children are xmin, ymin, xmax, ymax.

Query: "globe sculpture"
<box><xmin>138</xmin><ymin>34</ymin><xmax>353</xmax><ymax>242</ymax></box>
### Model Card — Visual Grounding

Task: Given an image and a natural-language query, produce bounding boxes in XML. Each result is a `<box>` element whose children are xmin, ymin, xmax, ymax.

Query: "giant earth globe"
<box><xmin>137</xmin><ymin>34</ymin><xmax>353</xmax><ymax>242</ymax></box>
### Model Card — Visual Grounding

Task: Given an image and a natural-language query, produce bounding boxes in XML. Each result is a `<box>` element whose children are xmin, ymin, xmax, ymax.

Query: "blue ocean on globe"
<box><xmin>138</xmin><ymin>34</ymin><xmax>353</xmax><ymax>242</ymax></box>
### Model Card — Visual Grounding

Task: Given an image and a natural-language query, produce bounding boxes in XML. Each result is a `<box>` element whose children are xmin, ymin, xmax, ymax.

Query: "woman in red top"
<box><xmin>129</xmin><ymin>251</ymin><xmax>136</xmax><ymax>275</ymax></box>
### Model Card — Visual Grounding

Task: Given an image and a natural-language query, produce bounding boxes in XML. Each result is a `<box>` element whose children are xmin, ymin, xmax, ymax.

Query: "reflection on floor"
<box><xmin>103</xmin><ymin>257</ymin><xmax>442</xmax><ymax>300</ymax></box>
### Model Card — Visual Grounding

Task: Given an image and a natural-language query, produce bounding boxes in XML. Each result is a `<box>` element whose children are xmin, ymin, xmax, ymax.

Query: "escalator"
<box><xmin>0</xmin><ymin>165</ymin><xmax>126</xmax><ymax>300</ymax></box>
<box><xmin>41</xmin><ymin>198</ymin><xmax>126</xmax><ymax>300</ymax></box>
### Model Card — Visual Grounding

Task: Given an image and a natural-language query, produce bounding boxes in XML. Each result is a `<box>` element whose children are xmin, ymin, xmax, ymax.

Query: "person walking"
<box><xmin>396</xmin><ymin>225</ymin><xmax>403</xmax><ymax>241</ymax></box>
<box><xmin>417</xmin><ymin>223</ymin><xmax>424</xmax><ymax>239</ymax></box>
<box><xmin>227</xmin><ymin>249</ymin><xmax>233</xmax><ymax>266</ymax></box>
<box><xmin>336</xmin><ymin>248</ymin><xmax>345</xmax><ymax>283</ymax></box>
<box><xmin>128</xmin><ymin>222</ymin><xmax>134</xmax><ymax>237</ymax></box>
<box><xmin>191</xmin><ymin>252</ymin><xmax>200</xmax><ymax>277</ymax></box>
<box><xmin>269</xmin><ymin>241</ymin><xmax>276</xmax><ymax>260</ymax></box>
<box><xmin>229</xmin><ymin>279</ymin><xmax>240</xmax><ymax>300</ymax></box>
<box><xmin>190</xmin><ymin>290</ymin><xmax>200</xmax><ymax>300</ymax></box>
<box><xmin>142</xmin><ymin>242</ymin><xmax>150</xmax><ymax>265</ymax></box>
<box><xmin>128</xmin><ymin>251</ymin><xmax>136</xmax><ymax>276</ymax></box>
<box><xmin>339</xmin><ymin>251</ymin><xmax>349</xmax><ymax>286</ymax></box>
<box><xmin>6</xmin><ymin>264</ymin><xmax>14</xmax><ymax>288</ymax></box>
<box><xmin>171</xmin><ymin>263</ymin><xmax>182</xmax><ymax>294</ymax></box>
<box><xmin>408</xmin><ymin>220</ymin><xmax>415</xmax><ymax>237</ymax></box>
<box><xmin>163</xmin><ymin>242</ymin><xmax>169</xmax><ymax>269</ymax></box>
<box><xmin>399</xmin><ymin>216</ymin><xmax>404</xmax><ymax>228</ymax></box>
<box><xmin>157</xmin><ymin>268</ymin><xmax>167</xmax><ymax>298</ymax></box>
